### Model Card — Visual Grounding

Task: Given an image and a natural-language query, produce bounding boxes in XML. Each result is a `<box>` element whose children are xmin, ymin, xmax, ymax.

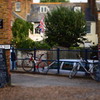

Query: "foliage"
<box><xmin>90</xmin><ymin>45</ymin><xmax>98</xmax><ymax>59</ymax></box>
<box><xmin>45</xmin><ymin>6</ymin><xmax>87</xmax><ymax>48</ymax></box>
<box><xmin>69</xmin><ymin>46</ymin><xmax>81</xmax><ymax>50</ymax></box>
<box><xmin>34</xmin><ymin>42</ymin><xmax>51</xmax><ymax>49</ymax></box>
<box><xmin>12</xmin><ymin>18</ymin><xmax>34</xmax><ymax>48</ymax></box>
<box><xmin>12</xmin><ymin>18</ymin><xmax>50</xmax><ymax>49</ymax></box>
<box><xmin>40</xmin><ymin>0</ymin><xmax>69</xmax><ymax>2</ymax></box>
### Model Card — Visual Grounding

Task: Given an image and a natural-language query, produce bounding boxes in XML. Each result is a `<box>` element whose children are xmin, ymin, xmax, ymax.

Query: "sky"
<box><xmin>33</xmin><ymin>0</ymin><xmax>88</xmax><ymax>3</ymax></box>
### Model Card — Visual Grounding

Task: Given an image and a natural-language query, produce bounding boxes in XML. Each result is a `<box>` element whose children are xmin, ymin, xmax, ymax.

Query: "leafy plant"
<box><xmin>12</xmin><ymin>18</ymin><xmax>34</xmax><ymax>48</ymax></box>
<box><xmin>45</xmin><ymin>6</ymin><xmax>87</xmax><ymax>48</ymax></box>
<box><xmin>12</xmin><ymin>18</ymin><xmax>51</xmax><ymax>49</ymax></box>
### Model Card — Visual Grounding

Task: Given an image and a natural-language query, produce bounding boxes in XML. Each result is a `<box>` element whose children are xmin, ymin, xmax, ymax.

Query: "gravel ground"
<box><xmin>11</xmin><ymin>73</ymin><xmax>100</xmax><ymax>88</ymax></box>
<box><xmin>0</xmin><ymin>73</ymin><xmax>100</xmax><ymax>100</ymax></box>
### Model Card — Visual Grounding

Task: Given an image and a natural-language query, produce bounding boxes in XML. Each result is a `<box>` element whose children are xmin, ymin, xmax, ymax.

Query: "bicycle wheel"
<box><xmin>69</xmin><ymin>64</ymin><xmax>78</xmax><ymax>79</ymax></box>
<box><xmin>22</xmin><ymin>58</ymin><xmax>35</xmax><ymax>72</ymax></box>
<box><xmin>90</xmin><ymin>64</ymin><xmax>99</xmax><ymax>80</ymax></box>
<box><xmin>37</xmin><ymin>62</ymin><xmax>48</xmax><ymax>72</ymax></box>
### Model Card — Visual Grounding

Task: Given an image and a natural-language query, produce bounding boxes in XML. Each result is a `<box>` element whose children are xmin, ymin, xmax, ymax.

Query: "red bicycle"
<box><xmin>22</xmin><ymin>52</ymin><xmax>48</xmax><ymax>72</ymax></box>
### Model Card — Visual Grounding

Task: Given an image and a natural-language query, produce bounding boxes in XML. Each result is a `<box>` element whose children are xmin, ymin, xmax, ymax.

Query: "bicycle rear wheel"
<box><xmin>37</xmin><ymin>62</ymin><xmax>48</xmax><ymax>72</ymax></box>
<box><xmin>22</xmin><ymin>58</ymin><xmax>35</xmax><ymax>72</ymax></box>
<box><xmin>90</xmin><ymin>64</ymin><xmax>99</xmax><ymax>80</ymax></box>
<box><xmin>69</xmin><ymin>65</ymin><xmax>78</xmax><ymax>79</ymax></box>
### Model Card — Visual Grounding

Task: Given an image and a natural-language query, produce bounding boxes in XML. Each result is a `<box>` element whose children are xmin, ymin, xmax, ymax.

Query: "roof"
<box><xmin>27</xmin><ymin>2</ymin><xmax>96</xmax><ymax>22</ymax></box>
<box><xmin>13</xmin><ymin>12</ymin><xmax>26</xmax><ymax>21</ymax></box>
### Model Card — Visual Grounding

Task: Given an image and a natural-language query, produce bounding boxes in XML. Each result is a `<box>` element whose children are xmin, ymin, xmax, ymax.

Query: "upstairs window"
<box><xmin>86</xmin><ymin>22</ymin><xmax>91</xmax><ymax>33</ymax></box>
<box><xmin>74</xmin><ymin>6</ymin><xmax>81</xmax><ymax>12</ymax></box>
<box><xmin>40</xmin><ymin>6</ymin><xmax>49</xmax><ymax>13</ymax></box>
<box><xmin>15</xmin><ymin>2</ymin><xmax>21</xmax><ymax>12</ymax></box>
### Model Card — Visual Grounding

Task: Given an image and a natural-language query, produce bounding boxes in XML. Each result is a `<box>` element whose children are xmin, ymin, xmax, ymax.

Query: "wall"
<box><xmin>79</xmin><ymin>22</ymin><xmax>98</xmax><ymax>47</ymax></box>
<box><xmin>85</xmin><ymin>22</ymin><xmax>98</xmax><ymax>45</ymax></box>
<box><xmin>0</xmin><ymin>0</ymin><xmax>12</xmax><ymax>44</ymax></box>
<box><xmin>12</xmin><ymin>0</ymin><xmax>32</xmax><ymax>21</ymax></box>
<box><xmin>0</xmin><ymin>0</ymin><xmax>12</xmax><ymax>85</ymax></box>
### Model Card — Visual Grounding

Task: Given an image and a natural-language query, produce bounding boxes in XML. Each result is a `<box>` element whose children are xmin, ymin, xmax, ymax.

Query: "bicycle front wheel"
<box><xmin>37</xmin><ymin>62</ymin><xmax>48</xmax><ymax>72</ymax></box>
<box><xmin>22</xmin><ymin>58</ymin><xmax>35</xmax><ymax>72</ymax></box>
<box><xmin>69</xmin><ymin>65</ymin><xmax>78</xmax><ymax>79</ymax></box>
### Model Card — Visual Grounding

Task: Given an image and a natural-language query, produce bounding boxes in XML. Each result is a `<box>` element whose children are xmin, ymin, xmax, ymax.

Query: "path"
<box><xmin>11</xmin><ymin>73</ymin><xmax>100</xmax><ymax>88</ymax></box>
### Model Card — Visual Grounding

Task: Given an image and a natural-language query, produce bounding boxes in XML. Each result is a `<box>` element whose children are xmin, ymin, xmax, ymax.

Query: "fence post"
<box><xmin>57</xmin><ymin>48</ymin><xmax>60</xmax><ymax>74</ymax></box>
<box><xmin>11</xmin><ymin>47</ymin><xmax>16</xmax><ymax>70</ymax></box>
<box><xmin>85</xmin><ymin>48</ymin><xmax>88</xmax><ymax>70</ymax></box>
<box><xmin>33</xmin><ymin>48</ymin><xmax>36</xmax><ymax>72</ymax></box>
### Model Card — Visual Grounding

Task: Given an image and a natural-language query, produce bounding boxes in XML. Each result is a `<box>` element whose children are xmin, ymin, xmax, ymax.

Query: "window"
<box><xmin>0</xmin><ymin>19</ymin><xmax>3</xmax><ymax>29</ymax></box>
<box><xmin>15</xmin><ymin>2</ymin><xmax>21</xmax><ymax>11</ymax></box>
<box><xmin>74</xmin><ymin>6</ymin><xmax>81</xmax><ymax>12</ymax></box>
<box><xmin>35</xmin><ymin>26</ymin><xmax>40</xmax><ymax>34</ymax></box>
<box><xmin>62</xmin><ymin>62</ymin><xmax>73</xmax><ymax>70</ymax></box>
<box><xmin>40</xmin><ymin>6</ymin><xmax>49</xmax><ymax>13</ymax></box>
<box><xmin>86</xmin><ymin>22</ymin><xmax>91</xmax><ymax>33</ymax></box>
<box><xmin>48</xmin><ymin>61</ymin><xmax>62</xmax><ymax>69</ymax></box>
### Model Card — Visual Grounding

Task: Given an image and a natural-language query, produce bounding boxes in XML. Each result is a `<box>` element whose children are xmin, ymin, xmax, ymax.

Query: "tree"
<box><xmin>12</xmin><ymin>18</ymin><xmax>50</xmax><ymax>49</ymax></box>
<box><xmin>45</xmin><ymin>6</ymin><xmax>87</xmax><ymax>48</ymax></box>
<box><xmin>12</xmin><ymin>18</ymin><xmax>34</xmax><ymax>48</ymax></box>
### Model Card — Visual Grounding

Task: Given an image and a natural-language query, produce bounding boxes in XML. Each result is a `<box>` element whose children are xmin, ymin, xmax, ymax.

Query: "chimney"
<box><xmin>88</xmin><ymin>0</ymin><xmax>97</xmax><ymax>20</ymax></box>
<box><xmin>88</xmin><ymin>0</ymin><xmax>96</xmax><ymax>8</ymax></box>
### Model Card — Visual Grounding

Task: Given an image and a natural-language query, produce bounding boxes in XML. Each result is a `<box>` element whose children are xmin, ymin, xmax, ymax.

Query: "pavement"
<box><xmin>11</xmin><ymin>73</ymin><xmax>100</xmax><ymax>88</ymax></box>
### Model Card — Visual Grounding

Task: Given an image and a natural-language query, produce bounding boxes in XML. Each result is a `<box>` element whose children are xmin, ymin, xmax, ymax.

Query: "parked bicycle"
<box><xmin>22</xmin><ymin>52</ymin><xmax>48</xmax><ymax>72</ymax></box>
<box><xmin>69</xmin><ymin>54</ymin><xmax>99</xmax><ymax>80</ymax></box>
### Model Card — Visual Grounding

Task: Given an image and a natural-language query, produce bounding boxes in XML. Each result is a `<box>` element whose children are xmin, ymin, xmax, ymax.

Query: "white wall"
<box><xmin>70</xmin><ymin>0</ymin><xmax>87</xmax><ymax>2</ymax></box>
<box><xmin>80</xmin><ymin>22</ymin><xmax>98</xmax><ymax>47</ymax></box>
<box><xmin>33</xmin><ymin>0</ymin><xmax>40</xmax><ymax>3</ymax></box>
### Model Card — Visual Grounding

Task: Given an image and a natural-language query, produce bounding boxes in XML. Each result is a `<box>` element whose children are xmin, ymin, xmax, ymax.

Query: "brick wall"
<box><xmin>12</xmin><ymin>0</ymin><xmax>32</xmax><ymax>20</ymax></box>
<box><xmin>0</xmin><ymin>1</ymin><xmax>12</xmax><ymax>44</ymax></box>
<box><xmin>0</xmin><ymin>0</ymin><xmax>12</xmax><ymax>85</ymax></box>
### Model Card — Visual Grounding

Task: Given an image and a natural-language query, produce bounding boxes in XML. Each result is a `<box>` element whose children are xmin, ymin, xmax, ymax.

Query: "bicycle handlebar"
<box><xmin>76</xmin><ymin>54</ymin><xmax>88</xmax><ymax>63</ymax></box>
<box><xmin>76</xmin><ymin>54</ymin><xmax>97</xmax><ymax>63</ymax></box>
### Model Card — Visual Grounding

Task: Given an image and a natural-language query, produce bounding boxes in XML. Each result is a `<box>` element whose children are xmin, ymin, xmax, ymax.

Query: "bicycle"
<box><xmin>69</xmin><ymin>54</ymin><xmax>99</xmax><ymax>80</ymax></box>
<box><xmin>22</xmin><ymin>52</ymin><xmax>48</xmax><ymax>72</ymax></box>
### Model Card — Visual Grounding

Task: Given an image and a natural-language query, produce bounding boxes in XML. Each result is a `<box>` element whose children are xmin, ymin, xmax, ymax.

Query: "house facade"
<box><xmin>83</xmin><ymin>0</ymin><xmax>98</xmax><ymax>47</ymax></box>
<box><xmin>11</xmin><ymin>0</ymin><xmax>99</xmax><ymax>47</ymax></box>
<box><xmin>27</xmin><ymin>1</ymin><xmax>98</xmax><ymax>47</ymax></box>
<box><xmin>11</xmin><ymin>0</ymin><xmax>32</xmax><ymax>21</ymax></box>
<box><xmin>96</xmin><ymin>0</ymin><xmax>100</xmax><ymax>48</ymax></box>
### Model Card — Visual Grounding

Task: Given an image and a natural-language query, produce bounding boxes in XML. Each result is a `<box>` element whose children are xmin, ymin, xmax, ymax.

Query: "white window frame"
<box><xmin>15</xmin><ymin>2</ymin><xmax>21</xmax><ymax>12</ymax></box>
<box><xmin>74</xmin><ymin>6</ymin><xmax>81</xmax><ymax>12</ymax></box>
<box><xmin>40</xmin><ymin>6</ymin><xmax>49</xmax><ymax>13</ymax></box>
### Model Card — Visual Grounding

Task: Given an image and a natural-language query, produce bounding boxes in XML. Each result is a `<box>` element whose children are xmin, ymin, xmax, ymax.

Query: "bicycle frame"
<box><xmin>22</xmin><ymin>52</ymin><xmax>48</xmax><ymax>72</ymax></box>
<box><xmin>69</xmin><ymin>53</ymin><xmax>99</xmax><ymax>79</ymax></box>
<box><xmin>77</xmin><ymin>61</ymin><xmax>94</xmax><ymax>74</ymax></box>
<box><xmin>28</xmin><ymin>53</ymin><xmax>44</xmax><ymax>67</ymax></box>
